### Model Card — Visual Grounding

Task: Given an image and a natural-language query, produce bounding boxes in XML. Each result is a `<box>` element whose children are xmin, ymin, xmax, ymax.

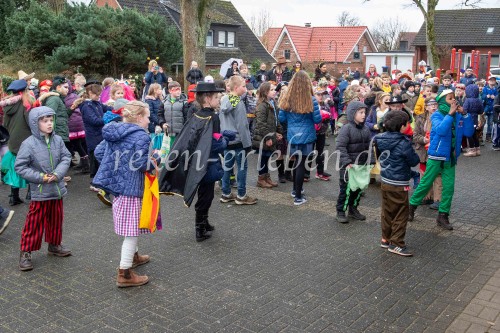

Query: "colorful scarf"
<box><xmin>228</xmin><ymin>94</ymin><xmax>240</xmax><ymax>107</ymax></box>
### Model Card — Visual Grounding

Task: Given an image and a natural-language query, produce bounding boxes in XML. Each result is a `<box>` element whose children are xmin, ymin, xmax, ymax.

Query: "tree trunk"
<box><xmin>181</xmin><ymin>0</ymin><xmax>215</xmax><ymax>90</ymax></box>
<box><xmin>425</xmin><ymin>0</ymin><xmax>440</xmax><ymax>70</ymax></box>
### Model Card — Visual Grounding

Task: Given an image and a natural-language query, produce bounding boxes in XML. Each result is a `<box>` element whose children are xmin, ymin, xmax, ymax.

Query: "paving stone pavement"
<box><xmin>0</xmin><ymin>136</ymin><xmax>499</xmax><ymax>333</ymax></box>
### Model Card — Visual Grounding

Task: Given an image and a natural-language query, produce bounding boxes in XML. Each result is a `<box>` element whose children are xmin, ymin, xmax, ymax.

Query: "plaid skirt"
<box><xmin>112</xmin><ymin>195</ymin><xmax>151</xmax><ymax>236</ymax></box>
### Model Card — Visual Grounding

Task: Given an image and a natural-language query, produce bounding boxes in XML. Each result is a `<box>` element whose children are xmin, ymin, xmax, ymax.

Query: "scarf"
<box><xmin>228</xmin><ymin>94</ymin><xmax>240</xmax><ymax>107</ymax></box>
<box><xmin>406</xmin><ymin>91</ymin><xmax>415</xmax><ymax>97</ymax></box>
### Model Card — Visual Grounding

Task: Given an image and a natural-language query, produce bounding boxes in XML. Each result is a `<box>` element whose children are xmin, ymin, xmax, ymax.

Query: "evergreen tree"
<box><xmin>0</xmin><ymin>0</ymin><xmax>15</xmax><ymax>50</ymax></box>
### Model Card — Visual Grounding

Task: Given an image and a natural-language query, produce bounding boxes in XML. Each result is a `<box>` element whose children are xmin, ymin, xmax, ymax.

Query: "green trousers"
<box><xmin>409</xmin><ymin>159</ymin><xmax>455</xmax><ymax>214</ymax></box>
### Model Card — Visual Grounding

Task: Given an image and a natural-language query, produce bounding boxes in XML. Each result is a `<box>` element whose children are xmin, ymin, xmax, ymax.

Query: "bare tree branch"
<box><xmin>370</xmin><ymin>17</ymin><xmax>409</xmax><ymax>52</ymax></box>
<box><xmin>249</xmin><ymin>9</ymin><xmax>274</xmax><ymax>37</ymax></box>
<box><xmin>337</xmin><ymin>11</ymin><xmax>363</xmax><ymax>26</ymax></box>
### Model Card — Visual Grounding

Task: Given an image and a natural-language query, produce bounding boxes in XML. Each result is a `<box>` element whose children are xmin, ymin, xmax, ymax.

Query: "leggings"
<box><xmin>292</xmin><ymin>157</ymin><xmax>306</xmax><ymax>199</ymax></box>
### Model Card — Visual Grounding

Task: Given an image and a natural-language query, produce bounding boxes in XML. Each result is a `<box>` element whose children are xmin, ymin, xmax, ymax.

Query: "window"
<box><xmin>284</xmin><ymin>49</ymin><xmax>291</xmax><ymax>60</ymax></box>
<box><xmin>206</xmin><ymin>30</ymin><xmax>213</xmax><ymax>47</ymax></box>
<box><xmin>354</xmin><ymin>44</ymin><xmax>359</xmax><ymax>52</ymax></box>
<box><xmin>363</xmin><ymin>46</ymin><xmax>367</xmax><ymax>53</ymax></box>
<box><xmin>218</xmin><ymin>31</ymin><xmax>226</xmax><ymax>47</ymax></box>
<box><xmin>490</xmin><ymin>55</ymin><xmax>499</xmax><ymax>67</ymax></box>
<box><xmin>227</xmin><ymin>32</ymin><xmax>235</xmax><ymax>47</ymax></box>
<box><xmin>399</xmin><ymin>41</ymin><xmax>408</xmax><ymax>50</ymax></box>
<box><xmin>487</xmin><ymin>27</ymin><xmax>494</xmax><ymax>34</ymax></box>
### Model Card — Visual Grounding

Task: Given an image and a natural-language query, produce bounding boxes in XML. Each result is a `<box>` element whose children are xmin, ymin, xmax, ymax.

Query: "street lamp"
<box><xmin>329</xmin><ymin>40</ymin><xmax>338</xmax><ymax>75</ymax></box>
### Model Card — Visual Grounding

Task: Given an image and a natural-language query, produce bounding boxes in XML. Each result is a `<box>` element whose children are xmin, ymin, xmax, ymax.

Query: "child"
<box><xmin>106</xmin><ymin>83</ymin><xmax>125</xmax><ymax>107</ymax></box>
<box><xmin>413</xmin><ymin>84</ymin><xmax>432</xmax><ymax>116</ymax></box>
<box><xmin>278</xmin><ymin>70</ymin><xmax>321</xmax><ymax>206</ymax></box>
<box><xmin>380</xmin><ymin>74</ymin><xmax>392</xmax><ymax>93</ymax></box>
<box><xmin>160</xmin><ymin>82</ymin><xmax>234</xmax><ymax>241</ymax></box>
<box><xmin>15</xmin><ymin>107</ymin><xmax>72</xmax><ymax>271</ymax></box>
<box><xmin>462</xmin><ymin>84</ymin><xmax>484</xmax><ymax>156</ymax></box>
<box><xmin>374</xmin><ymin>111</ymin><xmax>420</xmax><ymax>256</ymax></box>
<box><xmin>312</xmin><ymin>87</ymin><xmax>332</xmax><ymax>181</ymax></box>
<box><xmin>219</xmin><ymin>75</ymin><xmax>258</xmax><ymax>205</ymax></box>
<box><xmin>144</xmin><ymin>83</ymin><xmax>162</xmax><ymax>148</ymax></box>
<box><xmin>402</xmin><ymin>81</ymin><xmax>419</xmax><ymax>112</ymax></box>
<box><xmin>0</xmin><ymin>205</ymin><xmax>14</xmax><ymax>235</ymax></box>
<box><xmin>409</xmin><ymin>90</ymin><xmax>474</xmax><ymax>230</ymax></box>
<box><xmin>335</xmin><ymin>101</ymin><xmax>371</xmax><ymax>222</ymax></box>
<box><xmin>253</xmin><ymin>82</ymin><xmax>283</xmax><ymax>188</ymax></box>
<box><xmin>80</xmin><ymin>81</ymin><xmax>113</xmax><ymax>205</ymax></box>
<box><xmin>391</xmin><ymin>83</ymin><xmax>402</xmax><ymax>97</ymax></box>
<box><xmin>158</xmin><ymin>81</ymin><xmax>188</xmax><ymax>149</ymax></box>
<box><xmin>93</xmin><ymin>101</ymin><xmax>157</xmax><ymax>287</ymax></box>
<box><xmin>482</xmin><ymin>77</ymin><xmax>498</xmax><ymax>143</ymax></box>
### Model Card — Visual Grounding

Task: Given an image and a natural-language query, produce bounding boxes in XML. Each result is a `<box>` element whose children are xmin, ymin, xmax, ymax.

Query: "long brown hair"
<box><xmin>279</xmin><ymin>70</ymin><xmax>313</xmax><ymax>114</ymax></box>
<box><xmin>257</xmin><ymin>82</ymin><xmax>272</xmax><ymax>105</ymax></box>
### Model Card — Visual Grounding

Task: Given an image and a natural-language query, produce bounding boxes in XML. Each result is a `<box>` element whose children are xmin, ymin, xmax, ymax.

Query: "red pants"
<box><xmin>20</xmin><ymin>199</ymin><xmax>64</xmax><ymax>252</ymax></box>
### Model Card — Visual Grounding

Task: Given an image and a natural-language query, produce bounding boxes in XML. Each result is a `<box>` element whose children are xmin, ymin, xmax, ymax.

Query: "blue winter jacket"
<box><xmin>374</xmin><ymin>131</ymin><xmax>420</xmax><ymax>186</ymax></box>
<box><xmin>460</xmin><ymin>74</ymin><xmax>477</xmax><ymax>87</ymax></box>
<box><xmin>463</xmin><ymin>84</ymin><xmax>484</xmax><ymax>126</ymax></box>
<box><xmin>145</xmin><ymin>96</ymin><xmax>161</xmax><ymax>133</ymax></box>
<box><xmin>278</xmin><ymin>97</ymin><xmax>321</xmax><ymax>144</ymax></box>
<box><xmin>427</xmin><ymin>111</ymin><xmax>474</xmax><ymax>162</ymax></box>
<box><xmin>80</xmin><ymin>100</ymin><xmax>111</xmax><ymax>151</ymax></box>
<box><xmin>92</xmin><ymin>122</ymin><xmax>156</xmax><ymax>198</ymax></box>
<box><xmin>482</xmin><ymin>85</ymin><xmax>498</xmax><ymax>114</ymax></box>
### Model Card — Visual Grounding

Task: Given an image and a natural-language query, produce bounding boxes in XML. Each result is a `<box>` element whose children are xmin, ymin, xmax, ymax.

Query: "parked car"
<box><xmin>490</xmin><ymin>67</ymin><xmax>500</xmax><ymax>81</ymax></box>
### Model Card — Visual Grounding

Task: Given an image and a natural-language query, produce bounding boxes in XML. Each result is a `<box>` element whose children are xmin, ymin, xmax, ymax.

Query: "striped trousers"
<box><xmin>20</xmin><ymin>199</ymin><xmax>64</xmax><ymax>252</ymax></box>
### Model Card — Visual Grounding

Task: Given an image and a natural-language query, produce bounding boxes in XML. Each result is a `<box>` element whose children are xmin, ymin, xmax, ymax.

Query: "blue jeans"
<box><xmin>486</xmin><ymin>113</ymin><xmax>494</xmax><ymax>136</ymax></box>
<box><xmin>222</xmin><ymin>148</ymin><xmax>248</xmax><ymax>197</ymax></box>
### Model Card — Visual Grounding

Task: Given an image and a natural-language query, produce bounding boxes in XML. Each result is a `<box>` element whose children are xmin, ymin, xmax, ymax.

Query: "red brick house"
<box><xmin>262</xmin><ymin>24</ymin><xmax>378</xmax><ymax>75</ymax></box>
<box><xmin>413</xmin><ymin>8</ymin><xmax>500</xmax><ymax>71</ymax></box>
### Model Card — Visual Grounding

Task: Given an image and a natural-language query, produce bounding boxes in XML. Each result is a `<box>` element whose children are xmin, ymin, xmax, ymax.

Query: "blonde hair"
<box><xmin>148</xmin><ymin>60</ymin><xmax>158</xmax><ymax>69</ymax></box>
<box><xmin>102</xmin><ymin>77</ymin><xmax>114</xmax><ymax>87</ymax></box>
<box><xmin>228</xmin><ymin>75</ymin><xmax>245</xmax><ymax>91</ymax></box>
<box><xmin>110</xmin><ymin>83</ymin><xmax>124</xmax><ymax>99</ymax></box>
<box><xmin>122</xmin><ymin>101</ymin><xmax>149</xmax><ymax>123</ymax></box>
<box><xmin>376</xmin><ymin>92</ymin><xmax>391</xmax><ymax>107</ymax></box>
<box><xmin>373</xmin><ymin>77</ymin><xmax>384</xmax><ymax>90</ymax></box>
<box><xmin>147</xmin><ymin>83</ymin><xmax>161</xmax><ymax>96</ymax></box>
<box><xmin>279</xmin><ymin>70</ymin><xmax>313</xmax><ymax>114</ymax></box>
<box><xmin>74</xmin><ymin>74</ymin><xmax>86</xmax><ymax>87</ymax></box>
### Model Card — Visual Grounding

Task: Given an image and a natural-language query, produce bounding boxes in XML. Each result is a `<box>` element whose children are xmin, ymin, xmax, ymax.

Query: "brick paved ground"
<box><xmin>0</xmin><ymin>136</ymin><xmax>499</xmax><ymax>333</ymax></box>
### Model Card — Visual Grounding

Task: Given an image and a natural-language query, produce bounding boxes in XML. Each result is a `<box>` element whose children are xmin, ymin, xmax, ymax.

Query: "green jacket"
<box><xmin>42</xmin><ymin>92</ymin><xmax>71</xmax><ymax>142</ymax></box>
<box><xmin>2</xmin><ymin>97</ymin><xmax>31</xmax><ymax>154</ymax></box>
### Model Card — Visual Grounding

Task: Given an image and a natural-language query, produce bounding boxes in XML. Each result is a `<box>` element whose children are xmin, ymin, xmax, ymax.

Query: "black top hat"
<box><xmin>84</xmin><ymin>79</ymin><xmax>101</xmax><ymax>87</ymax></box>
<box><xmin>386</xmin><ymin>95</ymin><xmax>408</xmax><ymax>104</ymax></box>
<box><xmin>189</xmin><ymin>82</ymin><xmax>225</xmax><ymax>93</ymax></box>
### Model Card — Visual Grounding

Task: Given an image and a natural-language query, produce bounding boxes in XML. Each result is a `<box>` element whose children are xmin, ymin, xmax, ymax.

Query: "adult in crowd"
<box><xmin>365</xmin><ymin>64</ymin><xmax>379</xmax><ymax>78</ymax></box>
<box><xmin>352</xmin><ymin>67</ymin><xmax>361</xmax><ymax>80</ymax></box>
<box><xmin>254</xmin><ymin>63</ymin><xmax>268</xmax><ymax>88</ymax></box>
<box><xmin>224</xmin><ymin>60</ymin><xmax>240</xmax><ymax>80</ymax></box>
<box><xmin>314</xmin><ymin>62</ymin><xmax>331</xmax><ymax>82</ymax></box>
<box><xmin>460</xmin><ymin>67</ymin><xmax>477</xmax><ymax>87</ymax></box>
<box><xmin>292</xmin><ymin>61</ymin><xmax>303</xmax><ymax>76</ymax></box>
<box><xmin>143</xmin><ymin>59</ymin><xmax>168</xmax><ymax>100</ymax></box>
<box><xmin>268</xmin><ymin>57</ymin><xmax>292</xmax><ymax>84</ymax></box>
<box><xmin>186</xmin><ymin>61</ymin><xmax>204</xmax><ymax>84</ymax></box>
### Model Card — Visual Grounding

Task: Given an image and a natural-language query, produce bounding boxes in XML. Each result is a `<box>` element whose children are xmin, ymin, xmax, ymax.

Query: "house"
<box><xmin>398</xmin><ymin>32</ymin><xmax>417</xmax><ymax>52</ymax></box>
<box><xmin>413</xmin><ymin>8</ymin><xmax>500</xmax><ymax>71</ymax></box>
<box><xmin>94</xmin><ymin>0</ymin><xmax>275</xmax><ymax>71</ymax></box>
<box><xmin>262</xmin><ymin>24</ymin><xmax>378</xmax><ymax>75</ymax></box>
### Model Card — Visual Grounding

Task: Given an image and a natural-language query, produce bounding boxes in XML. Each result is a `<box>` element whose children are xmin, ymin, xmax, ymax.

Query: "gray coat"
<box><xmin>220</xmin><ymin>95</ymin><xmax>252</xmax><ymax>149</ymax></box>
<box><xmin>15</xmin><ymin>107</ymin><xmax>71</xmax><ymax>201</ymax></box>
<box><xmin>159</xmin><ymin>94</ymin><xmax>187</xmax><ymax>135</ymax></box>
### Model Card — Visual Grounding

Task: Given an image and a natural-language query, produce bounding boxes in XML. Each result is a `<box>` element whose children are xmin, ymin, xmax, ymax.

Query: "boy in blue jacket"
<box><xmin>375</xmin><ymin>111</ymin><xmax>420</xmax><ymax>256</ymax></box>
<box><xmin>408</xmin><ymin>89</ymin><xmax>474</xmax><ymax>230</ymax></box>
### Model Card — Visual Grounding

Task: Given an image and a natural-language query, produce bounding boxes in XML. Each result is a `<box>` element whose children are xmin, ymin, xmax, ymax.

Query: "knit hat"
<box><xmin>113</xmin><ymin>98</ymin><xmax>128</xmax><ymax>115</ymax></box>
<box><xmin>204</xmin><ymin>75</ymin><xmax>214</xmax><ymax>83</ymax></box>
<box><xmin>404</xmin><ymin>81</ymin><xmax>415</xmax><ymax>89</ymax></box>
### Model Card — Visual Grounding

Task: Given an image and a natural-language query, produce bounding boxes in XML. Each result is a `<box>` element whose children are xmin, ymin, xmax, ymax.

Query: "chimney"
<box><xmin>305</xmin><ymin>23</ymin><xmax>311</xmax><ymax>28</ymax></box>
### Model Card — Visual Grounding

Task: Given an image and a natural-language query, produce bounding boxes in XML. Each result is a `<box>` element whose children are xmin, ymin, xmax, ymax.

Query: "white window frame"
<box><xmin>206</xmin><ymin>30</ymin><xmax>213</xmax><ymax>47</ymax></box>
<box><xmin>218</xmin><ymin>31</ymin><xmax>226</xmax><ymax>47</ymax></box>
<box><xmin>227</xmin><ymin>32</ymin><xmax>235</xmax><ymax>47</ymax></box>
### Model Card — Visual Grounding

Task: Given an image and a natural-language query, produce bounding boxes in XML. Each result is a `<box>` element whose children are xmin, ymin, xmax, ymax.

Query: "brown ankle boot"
<box><xmin>265</xmin><ymin>173</ymin><xmax>278</xmax><ymax>187</ymax></box>
<box><xmin>116</xmin><ymin>268</ymin><xmax>149</xmax><ymax>288</ymax></box>
<box><xmin>257</xmin><ymin>174</ymin><xmax>272</xmax><ymax>188</ymax></box>
<box><xmin>132</xmin><ymin>252</ymin><xmax>150</xmax><ymax>268</ymax></box>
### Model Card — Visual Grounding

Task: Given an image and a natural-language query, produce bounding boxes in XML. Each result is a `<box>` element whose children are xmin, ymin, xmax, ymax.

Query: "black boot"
<box><xmin>408</xmin><ymin>204</ymin><xmax>417</xmax><ymax>222</ymax></box>
<box><xmin>202</xmin><ymin>214</ymin><xmax>214</xmax><ymax>232</ymax></box>
<box><xmin>277</xmin><ymin>160</ymin><xmax>286</xmax><ymax>183</ymax></box>
<box><xmin>195</xmin><ymin>213</ymin><xmax>211</xmax><ymax>242</ymax></box>
<box><xmin>436</xmin><ymin>212</ymin><xmax>453</xmax><ymax>230</ymax></box>
<box><xmin>79</xmin><ymin>156</ymin><xmax>90</xmax><ymax>174</ymax></box>
<box><xmin>348</xmin><ymin>206</ymin><xmax>366</xmax><ymax>221</ymax></box>
<box><xmin>9</xmin><ymin>187</ymin><xmax>24</xmax><ymax>206</ymax></box>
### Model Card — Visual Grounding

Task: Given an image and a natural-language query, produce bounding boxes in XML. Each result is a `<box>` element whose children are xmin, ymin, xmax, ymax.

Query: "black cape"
<box><xmin>159</xmin><ymin>112</ymin><xmax>213</xmax><ymax>207</ymax></box>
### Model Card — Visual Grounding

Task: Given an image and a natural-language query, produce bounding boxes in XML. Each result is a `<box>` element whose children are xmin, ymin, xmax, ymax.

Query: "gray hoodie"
<box><xmin>15</xmin><ymin>106</ymin><xmax>71</xmax><ymax>201</ymax></box>
<box><xmin>219</xmin><ymin>95</ymin><xmax>252</xmax><ymax>149</ymax></box>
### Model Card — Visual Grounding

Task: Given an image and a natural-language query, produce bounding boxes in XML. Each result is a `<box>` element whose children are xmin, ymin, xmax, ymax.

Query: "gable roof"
<box><xmin>109</xmin><ymin>0</ymin><xmax>275</xmax><ymax>65</ymax></box>
<box><xmin>261</xmin><ymin>28</ymin><xmax>282</xmax><ymax>52</ymax></box>
<box><xmin>413</xmin><ymin>8</ymin><xmax>500</xmax><ymax>47</ymax></box>
<box><xmin>268</xmin><ymin>25</ymin><xmax>377</xmax><ymax>62</ymax></box>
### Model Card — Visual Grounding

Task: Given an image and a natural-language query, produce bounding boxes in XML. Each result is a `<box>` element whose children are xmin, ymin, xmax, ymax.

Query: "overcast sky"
<box><xmin>74</xmin><ymin>0</ymin><xmax>500</xmax><ymax>32</ymax></box>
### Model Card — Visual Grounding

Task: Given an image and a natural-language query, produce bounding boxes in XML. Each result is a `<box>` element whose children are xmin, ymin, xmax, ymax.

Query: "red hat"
<box><xmin>39</xmin><ymin>79</ymin><xmax>52</xmax><ymax>89</ymax></box>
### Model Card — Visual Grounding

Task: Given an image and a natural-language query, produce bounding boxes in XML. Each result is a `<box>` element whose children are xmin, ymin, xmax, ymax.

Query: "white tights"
<box><xmin>119</xmin><ymin>236</ymin><xmax>138</xmax><ymax>269</ymax></box>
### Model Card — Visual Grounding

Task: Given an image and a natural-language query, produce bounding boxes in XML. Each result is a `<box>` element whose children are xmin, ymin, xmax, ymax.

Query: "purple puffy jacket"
<box><xmin>65</xmin><ymin>83</ymin><xmax>86</xmax><ymax>135</ymax></box>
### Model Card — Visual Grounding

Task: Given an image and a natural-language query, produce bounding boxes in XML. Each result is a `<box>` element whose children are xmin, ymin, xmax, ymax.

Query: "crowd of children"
<box><xmin>0</xmin><ymin>60</ymin><xmax>498</xmax><ymax>286</ymax></box>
